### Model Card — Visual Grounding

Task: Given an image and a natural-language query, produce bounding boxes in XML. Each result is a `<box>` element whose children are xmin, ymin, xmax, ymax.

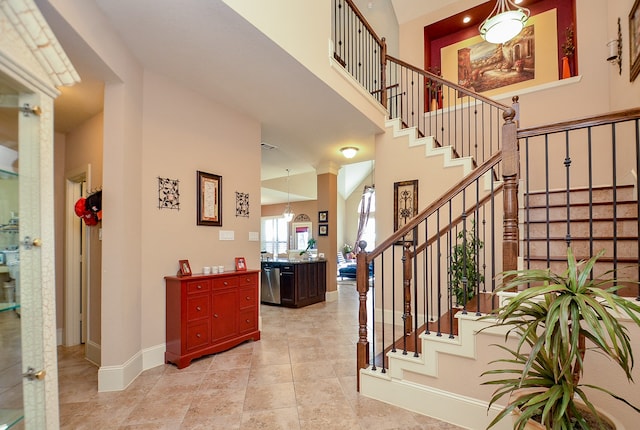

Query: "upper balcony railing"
<box><xmin>332</xmin><ymin>0</ymin><xmax>512</xmax><ymax>167</ymax></box>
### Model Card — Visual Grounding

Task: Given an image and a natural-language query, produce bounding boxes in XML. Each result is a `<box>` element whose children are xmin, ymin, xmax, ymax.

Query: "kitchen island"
<box><xmin>261</xmin><ymin>258</ymin><xmax>326</xmax><ymax>308</ymax></box>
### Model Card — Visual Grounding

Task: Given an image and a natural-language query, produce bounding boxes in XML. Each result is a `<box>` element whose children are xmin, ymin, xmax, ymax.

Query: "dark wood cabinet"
<box><xmin>165</xmin><ymin>270</ymin><xmax>260</xmax><ymax>368</ymax></box>
<box><xmin>261</xmin><ymin>260</ymin><xmax>326</xmax><ymax>308</ymax></box>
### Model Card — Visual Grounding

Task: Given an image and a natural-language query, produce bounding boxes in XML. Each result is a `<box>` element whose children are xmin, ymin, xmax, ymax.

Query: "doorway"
<box><xmin>65</xmin><ymin>169</ymin><xmax>90</xmax><ymax>351</ymax></box>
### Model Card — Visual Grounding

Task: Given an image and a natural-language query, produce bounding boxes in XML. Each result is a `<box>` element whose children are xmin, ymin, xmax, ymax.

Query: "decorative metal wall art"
<box><xmin>158</xmin><ymin>177</ymin><xmax>180</xmax><ymax>210</ymax></box>
<box><xmin>235</xmin><ymin>192</ymin><xmax>249</xmax><ymax>217</ymax></box>
<box><xmin>394</xmin><ymin>179</ymin><xmax>418</xmax><ymax>245</ymax></box>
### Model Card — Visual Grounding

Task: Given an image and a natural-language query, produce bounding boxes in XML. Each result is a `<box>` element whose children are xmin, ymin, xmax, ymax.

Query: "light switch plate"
<box><xmin>248</xmin><ymin>232</ymin><xmax>259</xmax><ymax>241</ymax></box>
<box><xmin>219</xmin><ymin>230</ymin><xmax>235</xmax><ymax>241</ymax></box>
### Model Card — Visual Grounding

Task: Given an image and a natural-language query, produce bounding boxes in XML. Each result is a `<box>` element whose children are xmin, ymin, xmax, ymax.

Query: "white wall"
<box><xmin>140</xmin><ymin>70</ymin><xmax>261</xmax><ymax>349</ymax></box>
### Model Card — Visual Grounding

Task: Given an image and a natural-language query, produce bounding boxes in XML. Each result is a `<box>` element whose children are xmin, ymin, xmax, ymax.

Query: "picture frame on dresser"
<box><xmin>178</xmin><ymin>259</ymin><xmax>192</xmax><ymax>276</ymax></box>
<box><xmin>197</xmin><ymin>170</ymin><xmax>222</xmax><ymax>226</ymax></box>
<box><xmin>235</xmin><ymin>257</ymin><xmax>247</xmax><ymax>271</ymax></box>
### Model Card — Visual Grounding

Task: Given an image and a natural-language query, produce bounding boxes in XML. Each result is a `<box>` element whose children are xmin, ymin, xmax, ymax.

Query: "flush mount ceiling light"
<box><xmin>479</xmin><ymin>0</ymin><xmax>530</xmax><ymax>44</ymax></box>
<box><xmin>283</xmin><ymin>169</ymin><xmax>294</xmax><ymax>222</ymax></box>
<box><xmin>340</xmin><ymin>147</ymin><xmax>359</xmax><ymax>159</ymax></box>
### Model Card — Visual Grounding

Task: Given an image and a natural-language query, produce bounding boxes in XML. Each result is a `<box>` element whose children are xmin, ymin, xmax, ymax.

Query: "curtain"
<box><xmin>353</xmin><ymin>186</ymin><xmax>374</xmax><ymax>253</ymax></box>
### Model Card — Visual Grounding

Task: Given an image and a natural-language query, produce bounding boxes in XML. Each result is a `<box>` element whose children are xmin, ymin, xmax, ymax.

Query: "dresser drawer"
<box><xmin>186</xmin><ymin>279</ymin><xmax>210</xmax><ymax>295</ymax></box>
<box><xmin>186</xmin><ymin>320</ymin><xmax>210</xmax><ymax>351</ymax></box>
<box><xmin>186</xmin><ymin>295</ymin><xmax>209</xmax><ymax>321</ymax></box>
<box><xmin>213</xmin><ymin>276</ymin><xmax>239</xmax><ymax>289</ymax></box>
<box><xmin>238</xmin><ymin>272</ymin><xmax>258</xmax><ymax>287</ymax></box>
<box><xmin>239</xmin><ymin>286</ymin><xmax>257</xmax><ymax>310</ymax></box>
<box><xmin>238</xmin><ymin>308</ymin><xmax>258</xmax><ymax>334</ymax></box>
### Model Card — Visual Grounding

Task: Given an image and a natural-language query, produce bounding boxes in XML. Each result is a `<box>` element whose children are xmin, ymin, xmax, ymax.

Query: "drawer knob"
<box><xmin>197</xmin><ymin>285</ymin><xmax>202</xmax><ymax>289</ymax></box>
<box><xmin>196</xmin><ymin>306</ymin><xmax>201</xmax><ymax>311</ymax></box>
<box><xmin>223</xmin><ymin>281</ymin><xmax>228</xmax><ymax>286</ymax></box>
<box><xmin>196</xmin><ymin>333</ymin><xmax>201</xmax><ymax>338</ymax></box>
<box><xmin>246</xmin><ymin>296</ymin><xmax>251</xmax><ymax>300</ymax></box>
<box><xmin>246</xmin><ymin>319</ymin><xmax>250</xmax><ymax>323</ymax></box>
<box><xmin>214</xmin><ymin>314</ymin><xmax>218</xmax><ymax>318</ymax></box>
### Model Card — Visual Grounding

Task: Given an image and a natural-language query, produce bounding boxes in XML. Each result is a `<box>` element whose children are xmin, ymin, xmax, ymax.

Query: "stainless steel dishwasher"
<box><xmin>260</xmin><ymin>264</ymin><xmax>281</xmax><ymax>304</ymax></box>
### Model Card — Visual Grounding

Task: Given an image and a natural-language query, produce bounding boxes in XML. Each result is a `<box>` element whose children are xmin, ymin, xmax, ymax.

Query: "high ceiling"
<box><xmin>29</xmin><ymin>0</ymin><xmax>483</xmax><ymax>203</ymax></box>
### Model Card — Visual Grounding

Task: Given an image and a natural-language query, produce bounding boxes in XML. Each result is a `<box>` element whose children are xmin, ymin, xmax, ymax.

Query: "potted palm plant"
<box><xmin>482</xmin><ymin>248</ymin><xmax>640</xmax><ymax>430</ymax></box>
<box><xmin>449</xmin><ymin>222</ymin><xmax>484</xmax><ymax>307</ymax></box>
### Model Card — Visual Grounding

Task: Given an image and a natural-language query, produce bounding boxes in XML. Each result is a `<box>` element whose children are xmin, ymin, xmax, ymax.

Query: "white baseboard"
<box><xmin>85</xmin><ymin>340</ymin><xmax>101</xmax><ymax>366</ymax></box>
<box><xmin>325</xmin><ymin>290</ymin><xmax>339</xmax><ymax>302</ymax></box>
<box><xmin>142</xmin><ymin>343</ymin><xmax>166</xmax><ymax>370</ymax></box>
<box><xmin>360</xmin><ymin>369</ymin><xmax>510</xmax><ymax>430</ymax></box>
<box><xmin>97</xmin><ymin>343</ymin><xmax>165</xmax><ymax>392</ymax></box>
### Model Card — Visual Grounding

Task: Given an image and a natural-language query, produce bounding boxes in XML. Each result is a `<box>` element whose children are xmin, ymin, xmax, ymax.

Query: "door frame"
<box><xmin>64</xmin><ymin>166</ymin><xmax>91</xmax><ymax>347</ymax></box>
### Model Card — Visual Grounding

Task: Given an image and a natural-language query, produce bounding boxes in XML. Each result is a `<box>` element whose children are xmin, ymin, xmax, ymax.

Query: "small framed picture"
<box><xmin>178</xmin><ymin>259</ymin><xmax>192</xmax><ymax>276</ymax></box>
<box><xmin>318</xmin><ymin>224</ymin><xmax>328</xmax><ymax>236</ymax></box>
<box><xmin>235</xmin><ymin>257</ymin><xmax>247</xmax><ymax>271</ymax></box>
<box><xmin>318</xmin><ymin>210</ymin><xmax>328</xmax><ymax>222</ymax></box>
<box><xmin>197</xmin><ymin>170</ymin><xmax>222</xmax><ymax>226</ymax></box>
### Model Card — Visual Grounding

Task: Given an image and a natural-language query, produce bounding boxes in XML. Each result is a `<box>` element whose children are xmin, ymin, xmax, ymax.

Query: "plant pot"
<box><xmin>562</xmin><ymin>56</ymin><xmax>571</xmax><ymax>78</ymax></box>
<box><xmin>513</xmin><ymin>402</ymin><xmax>625</xmax><ymax>430</ymax></box>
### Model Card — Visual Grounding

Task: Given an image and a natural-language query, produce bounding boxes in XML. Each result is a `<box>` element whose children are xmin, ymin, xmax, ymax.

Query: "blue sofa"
<box><xmin>338</xmin><ymin>262</ymin><xmax>373</xmax><ymax>279</ymax></box>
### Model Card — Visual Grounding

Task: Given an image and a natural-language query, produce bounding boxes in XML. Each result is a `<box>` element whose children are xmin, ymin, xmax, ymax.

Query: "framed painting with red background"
<box><xmin>424</xmin><ymin>0</ymin><xmax>577</xmax><ymax>83</ymax></box>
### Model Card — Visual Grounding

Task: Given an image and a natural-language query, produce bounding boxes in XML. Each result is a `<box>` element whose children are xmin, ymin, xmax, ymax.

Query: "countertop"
<box><xmin>261</xmin><ymin>258</ymin><xmax>326</xmax><ymax>264</ymax></box>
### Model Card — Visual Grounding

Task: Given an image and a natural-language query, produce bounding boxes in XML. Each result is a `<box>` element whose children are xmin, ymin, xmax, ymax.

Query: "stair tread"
<box><xmin>525</xmin><ymin>236</ymin><xmax>638</xmax><ymax>241</ymax></box>
<box><xmin>525</xmin><ymin>255</ymin><xmax>639</xmax><ymax>262</ymax></box>
<box><xmin>525</xmin><ymin>216</ymin><xmax>638</xmax><ymax>223</ymax></box>
<box><xmin>525</xmin><ymin>200</ymin><xmax>637</xmax><ymax>209</ymax></box>
<box><xmin>525</xmin><ymin>184</ymin><xmax>635</xmax><ymax>196</ymax></box>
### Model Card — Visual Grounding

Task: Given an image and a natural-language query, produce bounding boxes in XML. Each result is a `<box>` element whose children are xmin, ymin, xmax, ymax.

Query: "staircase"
<box><xmin>524</xmin><ymin>185</ymin><xmax>639</xmax><ymax>294</ymax></box>
<box><xmin>332</xmin><ymin>1</ymin><xmax>640</xmax><ymax>428</ymax></box>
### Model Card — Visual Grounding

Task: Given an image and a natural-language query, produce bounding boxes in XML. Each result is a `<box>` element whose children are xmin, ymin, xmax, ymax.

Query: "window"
<box><xmin>261</xmin><ymin>216</ymin><xmax>289</xmax><ymax>255</ymax></box>
<box><xmin>356</xmin><ymin>188</ymin><xmax>375</xmax><ymax>251</ymax></box>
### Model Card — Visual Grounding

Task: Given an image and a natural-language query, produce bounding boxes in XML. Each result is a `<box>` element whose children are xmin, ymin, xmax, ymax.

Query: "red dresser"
<box><xmin>165</xmin><ymin>270</ymin><xmax>260</xmax><ymax>368</ymax></box>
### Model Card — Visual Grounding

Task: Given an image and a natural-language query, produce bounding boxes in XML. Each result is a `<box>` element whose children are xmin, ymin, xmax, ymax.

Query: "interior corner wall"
<box><xmin>140</xmin><ymin>70</ymin><xmax>262</xmax><ymax>350</ymax></box>
<box><xmin>316</xmin><ymin>172</ymin><xmax>337</xmax><ymax>294</ymax></box>
<box><xmin>222</xmin><ymin>0</ymin><xmax>387</xmax><ymax>128</ymax></box>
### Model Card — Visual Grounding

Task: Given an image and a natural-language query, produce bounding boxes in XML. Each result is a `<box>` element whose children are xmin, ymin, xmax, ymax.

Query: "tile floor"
<box><xmin>6</xmin><ymin>282</ymin><xmax>465</xmax><ymax>429</ymax></box>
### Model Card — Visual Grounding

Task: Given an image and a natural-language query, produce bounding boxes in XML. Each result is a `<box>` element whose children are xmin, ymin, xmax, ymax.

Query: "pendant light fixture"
<box><xmin>479</xmin><ymin>0</ymin><xmax>530</xmax><ymax>44</ymax></box>
<box><xmin>283</xmin><ymin>169</ymin><xmax>294</xmax><ymax>222</ymax></box>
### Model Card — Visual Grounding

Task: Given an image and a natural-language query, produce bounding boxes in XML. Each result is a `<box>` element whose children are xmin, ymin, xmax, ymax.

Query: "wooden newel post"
<box><xmin>356</xmin><ymin>241</ymin><xmax>370</xmax><ymax>391</ymax></box>
<box><xmin>502</xmin><ymin>103</ymin><xmax>519</xmax><ymax>275</ymax></box>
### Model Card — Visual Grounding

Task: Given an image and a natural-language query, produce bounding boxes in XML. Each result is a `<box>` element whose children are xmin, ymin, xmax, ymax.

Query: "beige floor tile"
<box><xmin>248</xmin><ymin>363</ymin><xmax>293</xmax><ymax>385</ymax></box>
<box><xmin>243</xmin><ymin>381</ymin><xmax>297</xmax><ymax>411</ymax></box>
<box><xmin>36</xmin><ymin>280</ymin><xmax>465</xmax><ymax>430</ymax></box>
<box><xmin>240</xmin><ymin>407</ymin><xmax>300</xmax><ymax>430</ymax></box>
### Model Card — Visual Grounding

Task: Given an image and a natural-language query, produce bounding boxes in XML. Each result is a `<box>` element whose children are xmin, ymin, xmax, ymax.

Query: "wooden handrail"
<box><xmin>517</xmin><ymin>107</ymin><xmax>640</xmax><ymax>138</ymax></box>
<box><xmin>386</xmin><ymin>55</ymin><xmax>511</xmax><ymax>113</ymax></box>
<box><xmin>367</xmin><ymin>150</ymin><xmax>504</xmax><ymax>262</ymax></box>
<box><xmin>343</xmin><ymin>0</ymin><xmax>385</xmax><ymax>47</ymax></box>
<box><xmin>408</xmin><ymin>181</ymin><xmax>505</xmax><ymax>259</ymax></box>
